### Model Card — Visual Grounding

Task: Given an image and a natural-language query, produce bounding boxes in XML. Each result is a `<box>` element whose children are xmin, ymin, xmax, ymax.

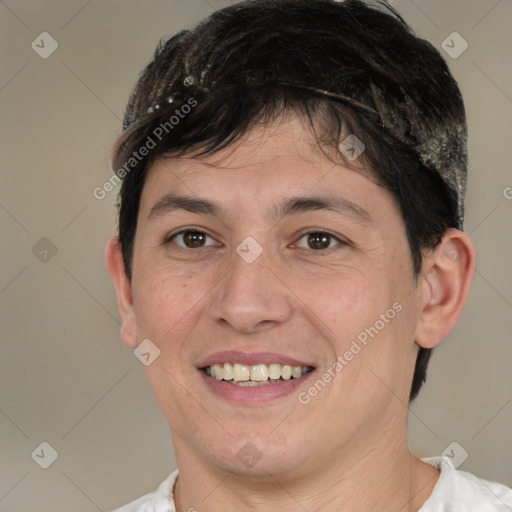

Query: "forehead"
<box><xmin>138</xmin><ymin>116</ymin><xmax>399</xmax><ymax>224</ymax></box>
<box><xmin>148</xmin><ymin>115</ymin><xmax>329</xmax><ymax>180</ymax></box>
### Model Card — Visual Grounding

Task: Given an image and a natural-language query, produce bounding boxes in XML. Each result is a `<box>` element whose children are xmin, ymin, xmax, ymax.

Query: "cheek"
<box><xmin>130</xmin><ymin>266</ymin><xmax>214</xmax><ymax>418</ymax></box>
<box><xmin>295</xmin><ymin>261</ymin><xmax>417</xmax><ymax>383</ymax></box>
<box><xmin>132</xmin><ymin>264</ymin><xmax>211</xmax><ymax>349</ymax></box>
<box><xmin>288</xmin><ymin>267</ymin><xmax>388</xmax><ymax>347</ymax></box>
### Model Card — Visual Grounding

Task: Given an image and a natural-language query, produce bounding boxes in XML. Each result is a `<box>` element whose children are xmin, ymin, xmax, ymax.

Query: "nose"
<box><xmin>208</xmin><ymin>248</ymin><xmax>294</xmax><ymax>334</ymax></box>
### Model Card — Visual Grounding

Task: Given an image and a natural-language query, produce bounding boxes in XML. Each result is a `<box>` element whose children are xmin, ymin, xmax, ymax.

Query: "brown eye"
<box><xmin>307</xmin><ymin>232</ymin><xmax>331</xmax><ymax>250</ymax></box>
<box><xmin>296</xmin><ymin>231</ymin><xmax>342</xmax><ymax>251</ymax></box>
<box><xmin>171</xmin><ymin>230</ymin><xmax>216</xmax><ymax>249</ymax></box>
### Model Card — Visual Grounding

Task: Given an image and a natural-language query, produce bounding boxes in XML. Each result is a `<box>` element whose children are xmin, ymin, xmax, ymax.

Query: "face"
<box><xmin>123</xmin><ymin>116</ymin><xmax>425</xmax><ymax>478</ymax></box>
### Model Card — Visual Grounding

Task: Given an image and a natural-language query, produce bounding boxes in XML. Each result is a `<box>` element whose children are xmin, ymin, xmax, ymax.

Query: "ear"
<box><xmin>105</xmin><ymin>237</ymin><xmax>139</xmax><ymax>348</ymax></box>
<box><xmin>415</xmin><ymin>228</ymin><xmax>476</xmax><ymax>349</ymax></box>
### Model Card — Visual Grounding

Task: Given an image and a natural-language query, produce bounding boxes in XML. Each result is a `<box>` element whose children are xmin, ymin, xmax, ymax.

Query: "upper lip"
<box><xmin>198</xmin><ymin>351</ymin><xmax>315</xmax><ymax>369</ymax></box>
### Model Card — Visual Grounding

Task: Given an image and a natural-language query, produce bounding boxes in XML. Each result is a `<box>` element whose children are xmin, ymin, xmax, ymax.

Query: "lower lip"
<box><xmin>199</xmin><ymin>370</ymin><xmax>314</xmax><ymax>404</ymax></box>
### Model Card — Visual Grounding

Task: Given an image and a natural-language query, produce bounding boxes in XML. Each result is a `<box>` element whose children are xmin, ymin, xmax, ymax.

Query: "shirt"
<box><xmin>111</xmin><ymin>457</ymin><xmax>512</xmax><ymax>511</ymax></box>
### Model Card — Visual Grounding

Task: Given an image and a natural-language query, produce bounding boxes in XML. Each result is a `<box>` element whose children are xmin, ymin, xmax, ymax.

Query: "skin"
<box><xmin>106</xmin><ymin>114</ymin><xmax>476</xmax><ymax>511</ymax></box>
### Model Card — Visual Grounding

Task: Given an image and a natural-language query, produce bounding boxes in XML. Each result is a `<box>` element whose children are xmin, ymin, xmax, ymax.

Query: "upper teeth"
<box><xmin>205</xmin><ymin>363</ymin><xmax>311</xmax><ymax>382</ymax></box>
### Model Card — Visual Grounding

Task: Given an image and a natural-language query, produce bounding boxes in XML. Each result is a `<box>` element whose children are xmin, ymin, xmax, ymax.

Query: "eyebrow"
<box><xmin>148</xmin><ymin>193</ymin><xmax>372</xmax><ymax>224</ymax></box>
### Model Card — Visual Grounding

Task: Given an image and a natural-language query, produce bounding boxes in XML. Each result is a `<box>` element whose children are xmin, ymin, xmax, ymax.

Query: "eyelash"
<box><xmin>165</xmin><ymin>228</ymin><xmax>346</xmax><ymax>253</ymax></box>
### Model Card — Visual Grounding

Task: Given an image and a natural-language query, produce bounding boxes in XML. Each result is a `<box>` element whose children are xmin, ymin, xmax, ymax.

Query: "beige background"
<box><xmin>1</xmin><ymin>0</ymin><xmax>511</xmax><ymax>510</ymax></box>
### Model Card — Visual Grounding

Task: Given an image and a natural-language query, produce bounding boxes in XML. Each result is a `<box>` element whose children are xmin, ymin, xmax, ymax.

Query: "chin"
<box><xmin>200</xmin><ymin>432</ymin><xmax>311</xmax><ymax>478</ymax></box>
<box><xmin>212</xmin><ymin>451</ymin><xmax>305</xmax><ymax>479</ymax></box>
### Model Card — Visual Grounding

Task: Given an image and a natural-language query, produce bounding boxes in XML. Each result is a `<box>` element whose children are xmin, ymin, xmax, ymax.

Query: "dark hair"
<box><xmin>111</xmin><ymin>0</ymin><xmax>468</xmax><ymax>401</ymax></box>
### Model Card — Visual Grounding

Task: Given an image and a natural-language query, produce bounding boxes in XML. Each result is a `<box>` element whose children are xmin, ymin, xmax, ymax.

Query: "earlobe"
<box><xmin>415</xmin><ymin>229</ymin><xmax>476</xmax><ymax>349</ymax></box>
<box><xmin>105</xmin><ymin>237</ymin><xmax>139</xmax><ymax>348</ymax></box>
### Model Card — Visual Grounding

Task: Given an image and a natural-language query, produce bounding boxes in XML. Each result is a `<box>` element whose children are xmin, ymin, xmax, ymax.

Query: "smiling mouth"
<box><xmin>203</xmin><ymin>362</ymin><xmax>314</xmax><ymax>386</ymax></box>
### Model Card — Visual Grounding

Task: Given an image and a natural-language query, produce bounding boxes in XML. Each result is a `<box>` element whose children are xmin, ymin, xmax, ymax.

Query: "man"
<box><xmin>105</xmin><ymin>0</ymin><xmax>512</xmax><ymax>510</ymax></box>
